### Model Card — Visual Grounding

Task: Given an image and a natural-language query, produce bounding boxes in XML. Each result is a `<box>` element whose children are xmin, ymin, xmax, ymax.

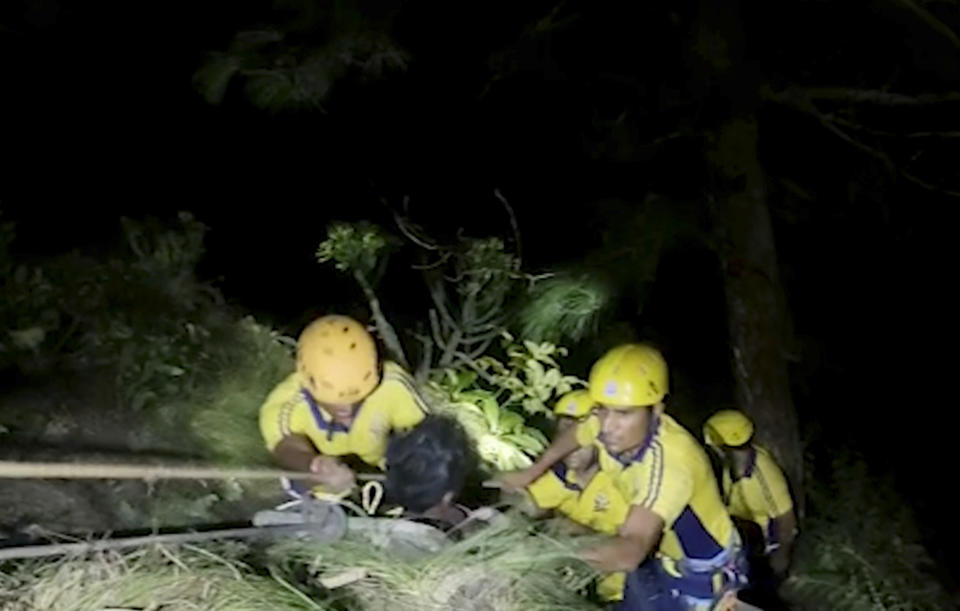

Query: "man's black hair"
<box><xmin>384</xmin><ymin>414</ymin><xmax>477</xmax><ymax>513</ymax></box>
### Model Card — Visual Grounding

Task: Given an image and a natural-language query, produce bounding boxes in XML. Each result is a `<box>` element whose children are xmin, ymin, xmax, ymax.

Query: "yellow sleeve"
<box><xmin>753</xmin><ymin>452</ymin><xmax>794</xmax><ymax>518</ymax></box>
<box><xmin>575</xmin><ymin>414</ymin><xmax>601</xmax><ymax>447</ymax></box>
<box><xmin>258</xmin><ymin>372</ymin><xmax>313</xmax><ymax>451</ymax></box>
<box><xmin>527</xmin><ymin>469</ymin><xmax>573</xmax><ymax>510</ymax></box>
<box><xmin>367</xmin><ymin>362</ymin><xmax>428</xmax><ymax>431</ymax></box>
<box><xmin>630</xmin><ymin>445</ymin><xmax>693</xmax><ymax>527</ymax></box>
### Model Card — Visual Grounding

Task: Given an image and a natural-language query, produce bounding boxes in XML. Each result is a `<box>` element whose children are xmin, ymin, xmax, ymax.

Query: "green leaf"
<box><xmin>499</xmin><ymin>410</ymin><xmax>524</xmax><ymax>433</ymax></box>
<box><xmin>522</xmin><ymin>397</ymin><xmax>546</xmax><ymax>415</ymax></box>
<box><xmin>525</xmin><ymin>358</ymin><xmax>545</xmax><ymax>382</ymax></box>
<box><xmin>502</xmin><ymin>433</ymin><xmax>546</xmax><ymax>454</ymax></box>
<box><xmin>481</xmin><ymin>399</ymin><xmax>500</xmax><ymax>432</ymax></box>
<box><xmin>526</xmin><ymin>427</ymin><xmax>550</xmax><ymax>447</ymax></box>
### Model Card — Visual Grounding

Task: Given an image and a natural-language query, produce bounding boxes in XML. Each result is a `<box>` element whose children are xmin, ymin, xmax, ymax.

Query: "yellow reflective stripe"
<box><xmin>754</xmin><ymin>467</ymin><xmax>780</xmax><ymax>516</ymax></box>
<box><xmin>278</xmin><ymin>399</ymin><xmax>296</xmax><ymax>437</ymax></box>
<box><xmin>641</xmin><ymin>441</ymin><xmax>664</xmax><ymax>508</ymax></box>
<box><xmin>382</xmin><ymin>370</ymin><xmax>430</xmax><ymax>414</ymax></box>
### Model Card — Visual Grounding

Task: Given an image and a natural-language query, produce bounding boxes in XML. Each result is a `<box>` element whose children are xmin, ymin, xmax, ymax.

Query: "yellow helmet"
<box><xmin>297</xmin><ymin>315</ymin><xmax>380</xmax><ymax>404</ymax></box>
<box><xmin>588</xmin><ymin>343</ymin><xmax>668</xmax><ymax>407</ymax></box>
<box><xmin>553</xmin><ymin>389</ymin><xmax>595</xmax><ymax>418</ymax></box>
<box><xmin>703</xmin><ymin>410</ymin><xmax>754</xmax><ymax>448</ymax></box>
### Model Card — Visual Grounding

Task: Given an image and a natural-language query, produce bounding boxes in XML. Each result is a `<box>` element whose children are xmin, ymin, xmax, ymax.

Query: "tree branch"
<box><xmin>493</xmin><ymin>188</ymin><xmax>522</xmax><ymax>263</ymax></box>
<box><xmin>426</xmin><ymin>276</ymin><xmax>459</xmax><ymax>333</ymax></box>
<box><xmin>773</xmin><ymin>87</ymin><xmax>960</xmax><ymax>106</ymax></box>
<box><xmin>453</xmin><ymin>352</ymin><xmax>497</xmax><ymax>385</ymax></box>
<box><xmin>411</xmin><ymin>330</ymin><xmax>434</xmax><ymax>383</ymax></box>
<box><xmin>410</xmin><ymin>251</ymin><xmax>452</xmax><ymax>270</ymax></box>
<box><xmin>461</xmin><ymin>328</ymin><xmax>505</xmax><ymax>345</ymax></box>
<box><xmin>826</xmin><ymin>113</ymin><xmax>960</xmax><ymax>139</ymax></box>
<box><xmin>774</xmin><ymin>92</ymin><xmax>960</xmax><ymax>199</ymax></box>
<box><xmin>468</xmin><ymin>337</ymin><xmax>496</xmax><ymax>360</ymax></box>
<box><xmin>429</xmin><ymin>308</ymin><xmax>446</xmax><ymax>351</ymax></box>
<box><xmin>353</xmin><ymin>271</ymin><xmax>409</xmax><ymax>369</ymax></box>
<box><xmin>891</xmin><ymin>0</ymin><xmax>960</xmax><ymax>49</ymax></box>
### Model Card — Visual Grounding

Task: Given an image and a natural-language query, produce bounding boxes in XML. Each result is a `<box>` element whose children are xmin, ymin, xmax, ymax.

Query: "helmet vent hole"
<box><xmin>343</xmin><ymin>326</ymin><xmax>349</xmax><ymax>333</ymax></box>
<box><xmin>309</xmin><ymin>375</ymin><xmax>316</xmax><ymax>388</ymax></box>
<box><xmin>363</xmin><ymin>371</ymin><xmax>372</xmax><ymax>380</ymax></box>
<box><xmin>350</xmin><ymin>342</ymin><xmax>357</xmax><ymax>349</ymax></box>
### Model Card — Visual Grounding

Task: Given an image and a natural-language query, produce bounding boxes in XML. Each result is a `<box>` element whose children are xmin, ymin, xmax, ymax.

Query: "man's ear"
<box><xmin>652</xmin><ymin>402</ymin><xmax>666</xmax><ymax>417</ymax></box>
<box><xmin>441</xmin><ymin>490</ymin><xmax>455</xmax><ymax>506</ymax></box>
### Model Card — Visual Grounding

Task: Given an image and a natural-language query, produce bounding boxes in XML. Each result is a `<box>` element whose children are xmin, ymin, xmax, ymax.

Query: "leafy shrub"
<box><xmin>786</xmin><ymin>450</ymin><xmax>955</xmax><ymax>610</ymax></box>
<box><xmin>428</xmin><ymin>333</ymin><xmax>585</xmax><ymax>471</ymax></box>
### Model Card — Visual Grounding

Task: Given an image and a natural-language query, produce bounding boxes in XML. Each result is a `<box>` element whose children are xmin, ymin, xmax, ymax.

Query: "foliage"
<box><xmin>192</xmin><ymin>1</ymin><xmax>409</xmax><ymax>112</ymax></box>
<box><xmin>269</xmin><ymin>511</ymin><xmax>602</xmax><ymax>610</ymax></box>
<box><xmin>313</xmin><ymin>216</ymin><xmax>586</xmax><ymax>471</ymax></box>
<box><xmin>0</xmin><ymin>515</ymin><xmax>603</xmax><ymax>611</ymax></box>
<box><xmin>0</xmin><ymin>214</ymin><xmax>61</xmax><ymax>370</ymax></box>
<box><xmin>186</xmin><ymin>317</ymin><xmax>295</xmax><ymax>465</ymax></box>
<box><xmin>477</xmin><ymin>333</ymin><xmax>584</xmax><ymax>417</ymax></box>
<box><xmin>427</xmin><ymin>333</ymin><xmax>584</xmax><ymax>471</ymax></box>
<box><xmin>785</xmin><ymin>450</ymin><xmax>955</xmax><ymax>610</ymax></box>
<box><xmin>316</xmin><ymin>221</ymin><xmax>394</xmax><ymax>277</ymax></box>
<box><xmin>1</xmin><ymin>211</ymin><xmax>302</xmax><ymax>525</ymax></box>
<box><xmin>517</xmin><ymin>273</ymin><xmax>611</xmax><ymax>345</ymax></box>
<box><xmin>0</xmin><ymin>543</ymin><xmax>325</xmax><ymax>610</ymax></box>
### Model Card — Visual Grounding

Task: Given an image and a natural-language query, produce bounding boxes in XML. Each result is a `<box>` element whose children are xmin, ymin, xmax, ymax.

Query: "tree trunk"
<box><xmin>706</xmin><ymin>116</ymin><xmax>804</xmax><ymax>517</ymax></box>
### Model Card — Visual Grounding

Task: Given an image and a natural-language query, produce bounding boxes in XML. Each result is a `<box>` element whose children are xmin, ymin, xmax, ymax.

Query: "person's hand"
<box><xmin>769</xmin><ymin>548</ymin><xmax>790</xmax><ymax>580</ymax></box>
<box><xmin>484</xmin><ymin>469</ymin><xmax>538</xmax><ymax>493</ymax></box>
<box><xmin>308</xmin><ymin>455</ymin><xmax>357</xmax><ymax>493</ymax></box>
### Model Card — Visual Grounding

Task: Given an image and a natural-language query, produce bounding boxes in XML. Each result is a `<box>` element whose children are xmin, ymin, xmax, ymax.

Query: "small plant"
<box><xmin>316</xmin><ymin>221</ymin><xmax>393</xmax><ymax>277</ymax></box>
<box><xmin>476</xmin><ymin>333</ymin><xmax>584</xmax><ymax>417</ymax></box>
<box><xmin>428</xmin><ymin>333</ymin><xmax>585</xmax><ymax>471</ymax></box>
<box><xmin>316</xmin><ymin>221</ymin><xmax>407</xmax><ymax>368</ymax></box>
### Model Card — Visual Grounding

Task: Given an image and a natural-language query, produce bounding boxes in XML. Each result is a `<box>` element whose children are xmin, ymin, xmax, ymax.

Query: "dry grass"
<box><xmin>0</xmin><ymin>543</ymin><xmax>324</xmax><ymax>611</ymax></box>
<box><xmin>269</xmin><ymin>511</ymin><xmax>605</xmax><ymax>611</ymax></box>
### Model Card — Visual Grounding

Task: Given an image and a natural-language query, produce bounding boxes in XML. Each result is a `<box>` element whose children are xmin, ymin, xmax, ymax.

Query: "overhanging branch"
<box><xmin>770</xmin><ymin>86</ymin><xmax>960</xmax><ymax>106</ymax></box>
<box><xmin>771</xmin><ymin>89</ymin><xmax>960</xmax><ymax>199</ymax></box>
<box><xmin>891</xmin><ymin>0</ymin><xmax>960</xmax><ymax>49</ymax></box>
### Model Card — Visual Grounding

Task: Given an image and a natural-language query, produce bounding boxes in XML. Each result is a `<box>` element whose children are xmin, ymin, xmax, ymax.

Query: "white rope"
<box><xmin>0</xmin><ymin>460</ymin><xmax>383</xmax><ymax>482</ymax></box>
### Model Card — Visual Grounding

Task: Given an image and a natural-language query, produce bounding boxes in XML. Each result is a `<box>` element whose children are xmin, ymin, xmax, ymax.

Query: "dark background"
<box><xmin>2</xmin><ymin>0</ymin><xmax>956</xmax><ymax>585</ymax></box>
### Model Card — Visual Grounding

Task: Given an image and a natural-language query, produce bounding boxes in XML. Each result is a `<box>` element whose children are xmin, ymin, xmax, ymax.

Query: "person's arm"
<box><xmin>488</xmin><ymin>424</ymin><xmax>581</xmax><ymax>491</ymax></box>
<box><xmin>751</xmin><ymin>452</ymin><xmax>797</xmax><ymax>576</ymax></box>
<box><xmin>273</xmin><ymin>434</ymin><xmax>320</xmax><ymax>472</ymax></box>
<box><xmin>272</xmin><ymin>435</ymin><xmax>355</xmax><ymax>493</ymax></box>
<box><xmin>581</xmin><ymin>505</ymin><xmax>664</xmax><ymax>572</ymax></box>
<box><xmin>583</xmin><ymin>445</ymin><xmax>693</xmax><ymax>572</ymax></box>
<box><xmin>273</xmin><ymin>435</ymin><xmax>356</xmax><ymax>493</ymax></box>
<box><xmin>768</xmin><ymin>509</ymin><xmax>797</xmax><ymax>577</ymax></box>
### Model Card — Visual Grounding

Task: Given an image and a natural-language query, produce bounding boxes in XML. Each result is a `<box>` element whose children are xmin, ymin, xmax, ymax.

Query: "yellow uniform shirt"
<box><xmin>526</xmin><ymin>463</ymin><xmax>628</xmax><ymax>601</ymax></box>
<box><xmin>577</xmin><ymin>413</ymin><xmax>737</xmax><ymax>566</ymax></box>
<box><xmin>722</xmin><ymin>445</ymin><xmax>793</xmax><ymax>552</ymax></box>
<box><xmin>259</xmin><ymin>361</ymin><xmax>428</xmax><ymax>470</ymax></box>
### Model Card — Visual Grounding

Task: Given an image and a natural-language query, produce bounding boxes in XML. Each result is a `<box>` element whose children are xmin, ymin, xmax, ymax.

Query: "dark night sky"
<box><xmin>2</xmin><ymin>0</ymin><xmax>958</xmax><ymax>578</ymax></box>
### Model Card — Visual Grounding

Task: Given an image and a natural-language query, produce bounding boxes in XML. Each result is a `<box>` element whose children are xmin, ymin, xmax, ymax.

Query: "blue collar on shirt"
<box><xmin>301</xmin><ymin>388</ymin><xmax>352</xmax><ymax>440</ymax></box>
<box><xmin>551</xmin><ymin>462</ymin><xmax>583</xmax><ymax>492</ymax></box>
<box><xmin>605</xmin><ymin>414</ymin><xmax>660</xmax><ymax>466</ymax></box>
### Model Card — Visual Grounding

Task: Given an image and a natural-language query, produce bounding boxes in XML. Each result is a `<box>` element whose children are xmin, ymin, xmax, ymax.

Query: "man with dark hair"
<box><xmin>384</xmin><ymin>414</ymin><xmax>478</xmax><ymax>529</ymax></box>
